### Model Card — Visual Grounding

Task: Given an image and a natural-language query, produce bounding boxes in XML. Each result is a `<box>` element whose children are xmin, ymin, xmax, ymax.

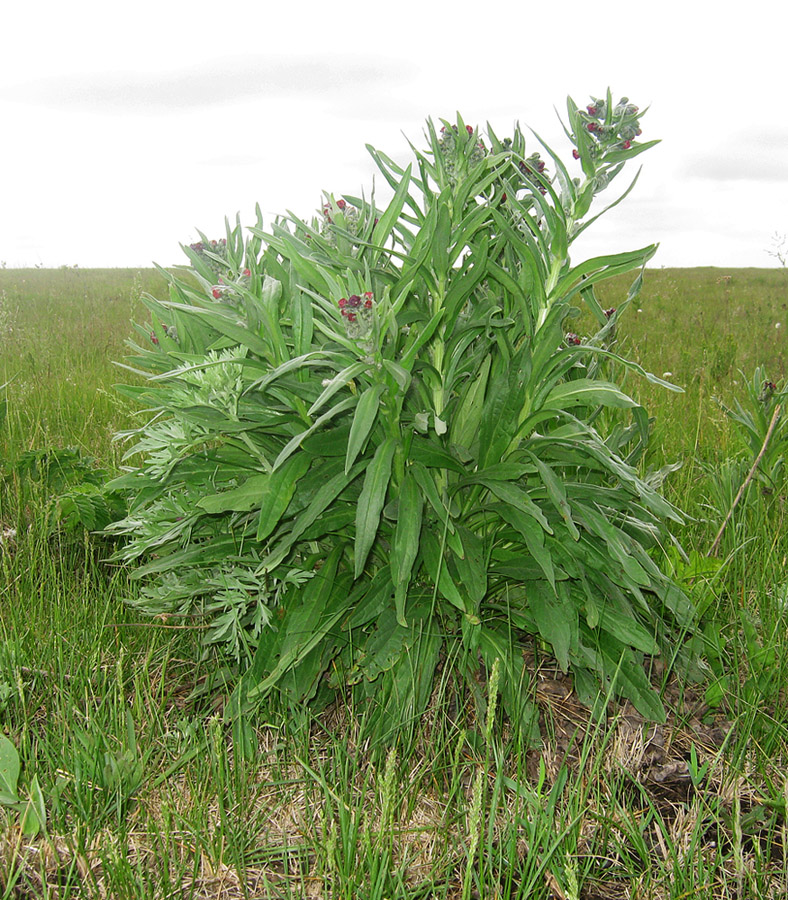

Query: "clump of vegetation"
<box><xmin>106</xmin><ymin>91</ymin><xmax>695</xmax><ymax>734</ymax></box>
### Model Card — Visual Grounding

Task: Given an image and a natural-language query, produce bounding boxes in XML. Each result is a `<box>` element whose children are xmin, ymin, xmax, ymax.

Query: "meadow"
<box><xmin>0</xmin><ymin>265</ymin><xmax>787</xmax><ymax>899</ymax></box>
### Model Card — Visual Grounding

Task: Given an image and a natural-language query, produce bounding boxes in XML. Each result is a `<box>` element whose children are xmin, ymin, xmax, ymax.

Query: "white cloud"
<box><xmin>3</xmin><ymin>54</ymin><xmax>413</xmax><ymax>115</ymax></box>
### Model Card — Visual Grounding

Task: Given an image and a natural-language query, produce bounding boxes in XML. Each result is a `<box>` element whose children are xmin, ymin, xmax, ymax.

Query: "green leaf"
<box><xmin>346</xmin><ymin>384</ymin><xmax>385</xmax><ymax>474</ymax></box>
<box><xmin>528</xmin><ymin>454</ymin><xmax>580</xmax><ymax>541</ymax></box>
<box><xmin>529</xmin><ymin>583</ymin><xmax>575</xmax><ymax>672</ymax></box>
<box><xmin>255</xmin><ymin>454</ymin><xmax>312</xmax><ymax>541</ymax></box>
<box><xmin>258</xmin><ymin>460</ymin><xmax>364</xmax><ymax>572</ymax></box>
<box><xmin>391</xmin><ymin>473</ymin><xmax>424</xmax><ymax>626</ymax></box>
<box><xmin>410</xmin><ymin>462</ymin><xmax>456</xmax><ymax>534</ymax></box>
<box><xmin>246</xmin><ymin>546</ymin><xmax>351</xmax><ymax>703</ymax></box>
<box><xmin>354</xmin><ymin>606</ymin><xmax>431</xmax><ymax>682</ymax></box>
<box><xmin>370</xmin><ymin>163</ymin><xmax>412</xmax><ymax>266</ymax></box>
<box><xmin>0</xmin><ymin>736</ymin><xmax>20</xmax><ymax>803</ymax></box>
<box><xmin>477</xmin><ymin>479</ymin><xmax>552</xmax><ymax>534</ymax></box>
<box><xmin>196</xmin><ymin>472</ymin><xmax>267</xmax><ymax>515</ymax></box>
<box><xmin>274</xmin><ymin>396</ymin><xmax>358</xmax><ymax>470</ymax></box>
<box><xmin>308</xmin><ymin>361</ymin><xmax>369</xmax><ymax>416</ymax></box>
<box><xmin>598</xmin><ymin>634</ymin><xmax>666</xmax><ymax>722</ymax></box>
<box><xmin>451</xmin><ymin>355</ymin><xmax>491</xmax><ymax>451</ymax></box>
<box><xmin>542</xmin><ymin>379</ymin><xmax>637</xmax><ymax>412</ymax></box>
<box><xmin>494</xmin><ymin>504</ymin><xmax>556</xmax><ymax>590</ymax></box>
<box><xmin>452</xmin><ymin>526</ymin><xmax>487</xmax><ymax>609</ymax></box>
<box><xmin>20</xmin><ymin>775</ymin><xmax>45</xmax><ymax>837</ymax></box>
<box><xmin>597</xmin><ymin>608</ymin><xmax>659</xmax><ymax>656</ymax></box>
<box><xmin>354</xmin><ymin>438</ymin><xmax>397</xmax><ymax>578</ymax></box>
<box><xmin>399</xmin><ymin>309</ymin><xmax>445</xmax><ymax>373</ymax></box>
<box><xmin>421</xmin><ymin>530</ymin><xmax>468</xmax><ymax>614</ymax></box>
<box><xmin>408</xmin><ymin>437</ymin><xmax>464</xmax><ymax>474</ymax></box>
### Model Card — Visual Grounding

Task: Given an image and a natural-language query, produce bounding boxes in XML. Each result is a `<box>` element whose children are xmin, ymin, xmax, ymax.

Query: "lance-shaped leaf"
<box><xmin>597</xmin><ymin>607</ymin><xmax>659</xmax><ymax>656</ymax></box>
<box><xmin>529</xmin><ymin>582</ymin><xmax>575</xmax><ymax>673</ymax></box>
<box><xmin>370</xmin><ymin>163</ymin><xmax>412</xmax><ymax>266</ymax></box>
<box><xmin>308</xmin><ymin>361</ymin><xmax>369</xmax><ymax>416</ymax></box>
<box><xmin>0</xmin><ymin>735</ymin><xmax>20</xmax><ymax>805</ymax></box>
<box><xmin>421</xmin><ymin>530</ymin><xmax>469</xmax><ymax>614</ymax></box>
<box><xmin>346</xmin><ymin>384</ymin><xmax>385</xmax><ymax>474</ymax></box>
<box><xmin>354</xmin><ymin>437</ymin><xmax>397</xmax><ymax>578</ymax></box>
<box><xmin>255</xmin><ymin>454</ymin><xmax>312</xmax><ymax>541</ymax></box>
<box><xmin>274</xmin><ymin>395</ymin><xmax>358</xmax><ymax>470</ymax></box>
<box><xmin>494</xmin><ymin>503</ymin><xmax>556</xmax><ymax>590</ymax></box>
<box><xmin>390</xmin><ymin>472</ymin><xmax>424</xmax><ymax>625</ymax></box>
<box><xmin>542</xmin><ymin>379</ymin><xmax>638</xmax><ymax>412</ymax></box>
<box><xmin>527</xmin><ymin>453</ymin><xmax>580</xmax><ymax>541</ymax></box>
<box><xmin>196</xmin><ymin>454</ymin><xmax>309</xmax><ymax>525</ymax></box>
<box><xmin>451</xmin><ymin>355</ymin><xmax>491</xmax><ymax>452</ymax></box>
<box><xmin>258</xmin><ymin>459</ymin><xmax>364</xmax><ymax>573</ymax></box>
<box><xmin>477</xmin><ymin>479</ymin><xmax>553</xmax><ymax>533</ymax></box>
<box><xmin>246</xmin><ymin>546</ymin><xmax>350</xmax><ymax>703</ymax></box>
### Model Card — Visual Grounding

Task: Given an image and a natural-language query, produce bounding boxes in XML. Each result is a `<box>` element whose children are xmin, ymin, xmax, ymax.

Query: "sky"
<box><xmin>1</xmin><ymin>1</ymin><xmax>787</xmax><ymax>270</ymax></box>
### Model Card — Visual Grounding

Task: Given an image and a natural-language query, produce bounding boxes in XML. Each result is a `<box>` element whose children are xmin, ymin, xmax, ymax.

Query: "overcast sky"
<box><xmin>1</xmin><ymin>0</ymin><xmax>786</xmax><ymax>269</ymax></box>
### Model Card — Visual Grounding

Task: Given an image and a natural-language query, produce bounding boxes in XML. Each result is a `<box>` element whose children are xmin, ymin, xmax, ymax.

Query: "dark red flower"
<box><xmin>347</xmin><ymin>294</ymin><xmax>362</xmax><ymax>308</ymax></box>
<box><xmin>587</xmin><ymin>122</ymin><xmax>598</xmax><ymax>133</ymax></box>
<box><xmin>346</xmin><ymin>312</ymin><xmax>357</xmax><ymax>323</ymax></box>
<box><xmin>243</xmin><ymin>267</ymin><xmax>251</xmax><ymax>277</ymax></box>
<box><xmin>363</xmin><ymin>291</ymin><xmax>373</xmax><ymax>300</ymax></box>
<box><xmin>150</xmin><ymin>332</ymin><xmax>159</xmax><ymax>345</ymax></box>
<box><xmin>212</xmin><ymin>288</ymin><xmax>222</xmax><ymax>299</ymax></box>
<box><xmin>621</xmin><ymin>140</ymin><xmax>631</xmax><ymax>150</ymax></box>
<box><xmin>565</xmin><ymin>333</ymin><xmax>581</xmax><ymax>346</ymax></box>
<box><xmin>572</xmin><ymin>149</ymin><xmax>580</xmax><ymax>159</ymax></box>
<box><xmin>364</xmin><ymin>299</ymin><xmax>372</xmax><ymax>308</ymax></box>
<box><xmin>337</xmin><ymin>199</ymin><xmax>347</xmax><ymax>210</ymax></box>
<box><xmin>466</xmin><ymin>125</ymin><xmax>474</xmax><ymax>134</ymax></box>
<box><xmin>587</xmin><ymin>105</ymin><xmax>598</xmax><ymax>116</ymax></box>
<box><xmin>501</xmin><ymin>192</ymin><xmax>507</xmax><ymax>202</ymax></box>
<box><xmin>604</xmin><ymin>307</ymin><xmax>616</xmax><ymax>318</ymax></box>
<box><xmin>338</xmin><ymin>297</ymin><xmax>347</xmax><ymax>309</ymax></box>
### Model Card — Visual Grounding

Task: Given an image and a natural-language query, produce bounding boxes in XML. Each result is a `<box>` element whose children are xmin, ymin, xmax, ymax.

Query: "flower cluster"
<box><xmin>150</xmin><ymin>323</ymin><xmax>178</xmax><ymax>346</ymax></box>
<box><xmin>760</xmin><ymin>379</ymin><xmax>779</xmax><ymax>403</ymax></box>
<box><xmin>189</xmin><ymin>238</ymin><xmax>229</xmax><ymax>277</ymax></box>
<box><xmin>322</xmin><ymin>198</ymin><xmax>347</xmax><ymax>224</ymax></box>
<box><xmin>437</xmin><ymin>123</ymin><xmax>487</xmax><ymax>184</ymax></box>
<box><xmin>320</xmin><ymin>197</ymin><xmax>363</xmax><ymax>246</ymax></box>
<box><xmin>338</xmin><ymin>292</ymin><xmax>374</xmax><ymax>323</ymax></box>
<box><xmin>209</xmin><ymin>268</ymin><xmax>250</xmax><ymax>305</ymax></box>
<box><xmin>338</xmin><ymin>292</ymin><xmax>375</xmax><ymax>338</ymax></box>
<box><xmin>518</xmin><ymin>152</ymin><xmax>548</xmax><ymax>194</ymax></box>
<box><xmin>577</xmin><ymin>96</ymin><xmax>643</xmax><ymax>155</ymax></box>
<box><xmin>565</xmin><ymin>333</ymin><xmax>582</xmax><ymax>346</ymax></box>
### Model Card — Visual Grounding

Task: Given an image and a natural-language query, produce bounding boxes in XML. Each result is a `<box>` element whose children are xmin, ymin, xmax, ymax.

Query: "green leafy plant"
<box><xmin>8</xmin><ymin>447</ymin><xmax>126</xmax><ymax>534</ymax></box>
<box><xmin>716</xmin><ymin>367</ymin><xmax>786</xmax><ymax>490</ymax></box>
<box><xmin>0</xmin><ymin>734</ymin><xmax>45</xmax><ymax>837</ymax></box>
<box><xmin>109</xmin><ymin>91</ymin><xmax>694</xmax><ymax>733</ymax></box>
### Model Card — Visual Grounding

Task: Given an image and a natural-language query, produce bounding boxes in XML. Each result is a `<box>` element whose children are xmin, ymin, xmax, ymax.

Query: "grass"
<box><xmin>1</xmin><ymin>265</ymin><xmax>787</xmax><ymax>898</ymax></box>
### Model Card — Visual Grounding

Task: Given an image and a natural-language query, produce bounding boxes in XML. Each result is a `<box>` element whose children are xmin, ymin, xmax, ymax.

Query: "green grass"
<box><xmin>1</xmin><ymin>266</ymin><xmax>788</xmax><ymax>898</ymax></box>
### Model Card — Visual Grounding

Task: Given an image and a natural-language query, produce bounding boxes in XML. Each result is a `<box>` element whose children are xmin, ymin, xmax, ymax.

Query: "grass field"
<box><xmin>1</xmin><ymin>266</ymin><xmax>787</xmax><ymax>898</ymax></box>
